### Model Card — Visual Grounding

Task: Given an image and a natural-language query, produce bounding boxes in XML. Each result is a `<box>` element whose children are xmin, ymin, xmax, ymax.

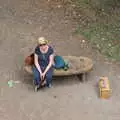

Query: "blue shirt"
<box><xmin>35</xmin><ymin>45</ymin><xmax>54</xmax><ymax>67</ymax></box>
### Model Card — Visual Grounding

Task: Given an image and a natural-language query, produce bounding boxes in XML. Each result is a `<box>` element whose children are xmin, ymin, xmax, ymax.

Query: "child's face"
<box><xmin>40</xmin><ymin>44</ymin><xmax>47</xmax><ymax>50</ymax></box>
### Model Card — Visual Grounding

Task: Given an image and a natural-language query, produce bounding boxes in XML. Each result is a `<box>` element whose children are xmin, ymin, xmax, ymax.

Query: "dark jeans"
<box><xmin>32</xmin><ymin>66</ymin><xmax>53</xmax><ymax>86</ymax></box>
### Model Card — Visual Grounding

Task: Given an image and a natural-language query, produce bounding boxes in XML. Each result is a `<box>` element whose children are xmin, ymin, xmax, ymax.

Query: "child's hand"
<box><xmin>41</xmin><ymin>73</ymin><xmax>45</xmax><ymax>80</ymax></box>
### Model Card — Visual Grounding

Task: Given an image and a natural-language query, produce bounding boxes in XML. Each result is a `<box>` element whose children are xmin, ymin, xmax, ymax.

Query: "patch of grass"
<box><xmin>72</xmin><ymin>0</ymin><xmax>120</xmax><ymax>61</ymax></box>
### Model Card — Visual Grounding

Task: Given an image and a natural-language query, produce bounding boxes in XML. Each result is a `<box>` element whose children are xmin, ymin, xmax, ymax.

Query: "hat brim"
<box><xmin>38</xmin><ymin>40</ymin><xmax>48</xmax><ymax>45</ymax></box>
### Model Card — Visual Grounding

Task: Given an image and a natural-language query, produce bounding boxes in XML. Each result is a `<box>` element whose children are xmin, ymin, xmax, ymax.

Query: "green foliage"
<box><xmin>72</xmin><ymin>0</ymin><xmax>120</xmax><ymax>61</ymax></box>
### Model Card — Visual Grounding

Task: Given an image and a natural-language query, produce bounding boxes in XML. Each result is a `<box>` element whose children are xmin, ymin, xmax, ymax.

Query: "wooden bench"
<box><xmin>24</xmin><ymin>56</ymin><xmax>93</xmax><ymax>82</ymax></box>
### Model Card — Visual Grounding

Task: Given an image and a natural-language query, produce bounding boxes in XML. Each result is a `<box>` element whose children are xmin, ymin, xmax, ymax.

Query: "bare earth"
<box><xmin>0</xmin><ymin>0</ymin><xmax>120</xmax><ymax>120</ymax></box>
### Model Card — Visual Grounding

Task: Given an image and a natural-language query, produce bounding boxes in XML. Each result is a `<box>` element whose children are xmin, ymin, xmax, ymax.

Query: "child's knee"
<box><xmin>46</xmin><ymin>74</ymin><xmax>52</xmax><ymax>81</ymax></box>
<box><xmin>34</xmin><ymin>74</ymin><xmax>40</xmax><ymax>80</ymax></box>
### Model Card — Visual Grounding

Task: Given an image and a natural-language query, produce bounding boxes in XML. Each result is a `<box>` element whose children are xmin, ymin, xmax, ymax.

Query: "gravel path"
<box><xmin>0</xmin><ymin>0</ymin><xmax>120</xmax><ymax>120</ymax></box>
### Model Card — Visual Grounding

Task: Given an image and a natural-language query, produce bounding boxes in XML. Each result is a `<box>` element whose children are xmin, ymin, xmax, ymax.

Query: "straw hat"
<box><xmin>38</xmin><ymin>37</ymin><xmax>48</xmax><ymax>45</ymax></box>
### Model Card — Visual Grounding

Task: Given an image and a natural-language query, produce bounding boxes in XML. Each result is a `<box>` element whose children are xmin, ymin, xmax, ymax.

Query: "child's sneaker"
<box><xmin>34</xmin><ymin>85</ymin><xmax>40</xmax><ymax>92</ymax></box>
<box><xmin>47</xmin><ymin>83</ymin><xmax>52</xmax><ymax>88</ymax></box>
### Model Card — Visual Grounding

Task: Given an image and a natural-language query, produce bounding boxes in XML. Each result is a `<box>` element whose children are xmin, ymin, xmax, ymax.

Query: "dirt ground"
<box><xmin>0</xmin><ymin>0</ymin><xmax>120</xmax><ymax>120</ymax></box>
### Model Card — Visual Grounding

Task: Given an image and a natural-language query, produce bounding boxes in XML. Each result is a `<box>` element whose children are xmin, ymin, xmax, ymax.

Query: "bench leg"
<box><xmin>82</xmin><ymin>73</ymin><xmax>87</xmax><ymax>82</ymax></box>
<box><xmin>77</xmin><ymin>74</ymin><xmax>82</xmax><ymax>81</ymax></box>
<box><xmin>77</xmin><ymin>73</ymin><xmax>88</xmax><ymax>82</ymax></box>
<box><xmin>77</xmin><ymin>73</ymin><xmax>86</xmax><ymax>82</ymax></box>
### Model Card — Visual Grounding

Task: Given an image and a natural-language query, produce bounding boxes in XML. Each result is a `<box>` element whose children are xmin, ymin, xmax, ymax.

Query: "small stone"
<box><xmin>57</xmin><ymin>5</ymin><xmax>62</xmax><ymax>8</ymax></box>
<box><xmin>108</xmin><ymin>43</ymin><xmax>111</xmax><ymax>47</ymax></box>
<box><xmin>82</xmin><ymin>40</ymin><xmax>85</xmax><ymax>43</ymax></box>
<box><xmin>71</xmin><ymin>4</ymin><xmax>76</xmax><ymax>7</ymax></box>
<box><xmin>14</xmin><ymin>81</ymin><xmax>21</xmax><ymax>83</ymax></box>
<box><xmin>87</xmin><ymin>96</ymin><xmax>92</xmax><ymax>100</ymax></box>
<box><xmin>118</xmin><ymin>76</ymin><xmax>120</xmax><ymax>79</ymax></box>
<box><xmin>53</xmin><ymin>95</ymin><xmax>57</xmax><ymax>98</ymax></box>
